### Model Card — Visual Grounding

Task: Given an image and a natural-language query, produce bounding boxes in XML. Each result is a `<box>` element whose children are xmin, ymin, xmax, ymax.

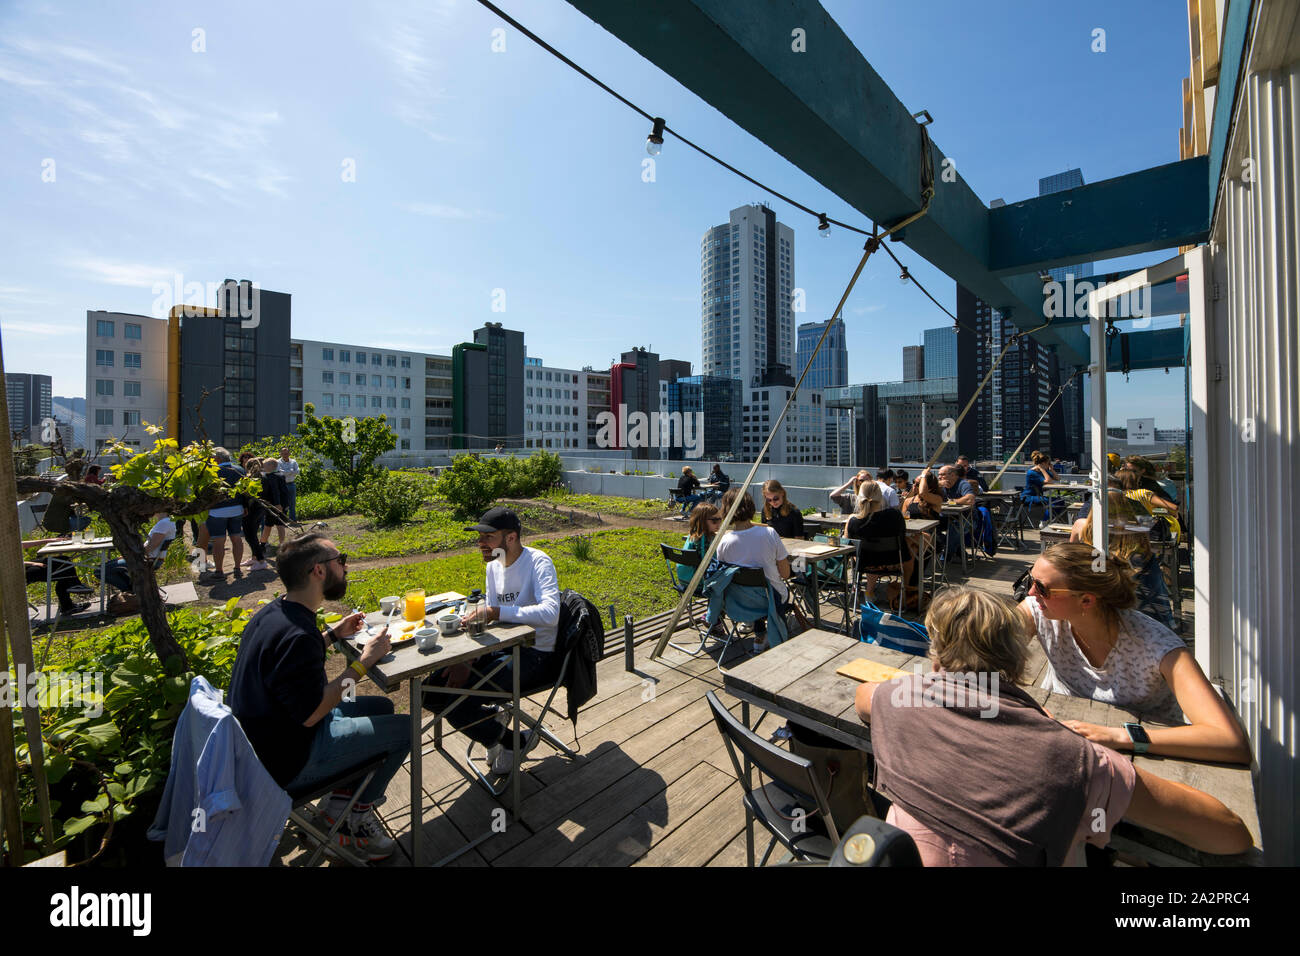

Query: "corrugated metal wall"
<box><xmin>1218</xmin><ymin>62</ymin><xmax>1299</xmax><ymax>865</ymax></box>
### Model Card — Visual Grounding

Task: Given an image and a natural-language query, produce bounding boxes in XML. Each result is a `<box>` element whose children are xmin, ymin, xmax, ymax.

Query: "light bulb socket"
<box><xmin>646</xmin><ymin>117</ymin><xmax>665</xmax><ymax>155</ymax></box>
<box><xmin>817</xmin><ymin>213</ymin><xmax>831</xmax><ymax>237</ymax></box>
<box><xmin>899</xmin><ymin>267</ymin><xmax>911</xmax><ymax>284</ymax></box>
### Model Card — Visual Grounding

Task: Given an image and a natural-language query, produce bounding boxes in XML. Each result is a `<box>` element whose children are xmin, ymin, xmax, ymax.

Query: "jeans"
<box><xmin>100</xmin><ymin>558</ymin><xmax>132</xmax><ymax>593</ymax></box>
<box><xmin>284</xmin><ymin>482</ymin><xmax>297</xmax><ymax>521</ymax></box>
<box><xmin>421</xmin><ymin>648</ymin><xmax>562</xmax><ymax>749</ymax></box>
<box><xmin>283</xmin><ymin>696</ymin><xmax>411</xmax><ymax>805</ymax></box>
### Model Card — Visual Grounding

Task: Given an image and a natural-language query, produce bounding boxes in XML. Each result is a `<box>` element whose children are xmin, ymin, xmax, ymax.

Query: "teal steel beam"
<box><xmin>988</xmin><ymin>159</ymin><xmax>1210</xmax><ymax>276</ymax></box>
<box><xmin>1207</xmin><ymin>0</ymin><xmax>1255</xmax><ymax>217</ymax></box>
<box><xmin>562</xmin><ymin>0</ymin><xmax>1081</xmax><ymax>361</ymax></box>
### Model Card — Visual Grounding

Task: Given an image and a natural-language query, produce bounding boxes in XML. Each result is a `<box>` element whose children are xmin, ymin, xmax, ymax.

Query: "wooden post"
<box><xmin>623</xmin><ymin>614</ymin><xmax>634</xmax><ymax>672</ymax></box>
<box><xmin>0</xmin><ymin>334</ymin><xmax>54</xmax><ymax>862</ymax></box>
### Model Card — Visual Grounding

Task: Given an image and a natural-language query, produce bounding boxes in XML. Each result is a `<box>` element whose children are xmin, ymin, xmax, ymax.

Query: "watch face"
<box><xmin>1126</xmin><ymin>722</ymin><xmax>1150</xmax><ymax>745</ymax></box>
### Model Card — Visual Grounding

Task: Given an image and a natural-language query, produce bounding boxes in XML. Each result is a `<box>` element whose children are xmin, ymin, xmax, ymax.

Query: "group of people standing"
<box><xmin>193</xmin><ymin>446</ymin><xmax>300</xmax><ymax>580</ymax></box>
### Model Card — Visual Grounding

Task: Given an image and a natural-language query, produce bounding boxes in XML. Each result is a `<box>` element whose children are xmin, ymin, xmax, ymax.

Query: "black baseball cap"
<box><xmin>465</xmin><ymin>506</ymin><xmax>522</xmax><ymax>534</ymax></box>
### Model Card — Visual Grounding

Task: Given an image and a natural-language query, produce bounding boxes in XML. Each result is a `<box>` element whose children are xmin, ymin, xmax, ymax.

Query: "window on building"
<box><xmin>386</xmin><ymin>355</ymin><xmax>396</xmax><ymax>367</ymax></box>
<box><xmin>387</xmin><ymin>376</ymin><xmax>396</xmax><ymax>389</ymax></box>
<box><xmin>123</xmin><ymin>410</ymin><xmax>140</xmax><ymax>426</ymax></box>
<box><xmin>96</xmin><ymin>319</ymin><xmax>115</xmax><ymax>337</ymax></box>
<box><xmin>95</xmin><ymin>409</ymin><xmax>113</xmax><ymax>426</ymax></box>
<box><xmin>400</xmin><ymin>417</ymin><xmax>410</xmax><ymax>430</ymax></box>
<box><xmin>123</xmin><ymin>352</ymin><xmax>141</xmax><ymax>368</ymax></box>
<box><xmin>371</xmin><ymin>354</ymin><xmax>382</xmax><ymax>366</ymax></box>
<box><xmin>401</xmin><ymin>377</ymin><xmax>410</xmax><ymax>389</ymax></box>
<box><xmin>95</xmin><ymin>379</ymin><xmax>114</xmax><ymax>397</ymax></box>
<box><xmin>124</xmin><ymin>323</ymin><xmax>141</xmax><ymax>340</ymax></box>
<box><xmin>322</xmin><ymin>348</ymin><xmax>334</xmax><ymax>361</ymax></box>
<box><xmin>123</xmin><ymin>381</ymin><xmax>141</xmax><ymax>397</ymax></box>
<box><xmin>355</xmin><ymin>373</ymin><xmax>366</xmax><ymax>386</ymax></box>
<box><xmin>339</xmin><ymin>372</ymin><xmax>350</xmax><ymax>385</ymax></box>
<box><xmin>322</xmin><ymin>393</ymin><xmax>334</xmax><ymax>406</ymax></box>
<box><xmin>322</xmin><ymin>371</ymin><xmax>334</xmax><ymax>384</ymax></box>
<box><xmin>401</xmin><ymin>397</ymin><xmax>410</xmax><ymax>409</ymax></box>
<box><xmin>95</xmin><ymin>350</ymin><xmax>113</xmax><ymax>367</ymax></box>
<box><xmin>401</xmin><ymin>356</ymin><xmax>410</xmax><ymax>369</ymax></box>
<box><xmin>371</xmin><ymin>396</ymin><xmax>381</xmax><ymax>408</ymax></box>
<box><xmin>386</xmin><ymin>396</ymin><xmax>396</xmax><ymax>408</ymax></box>
<box><xmin>339</xmin><ymin>394</ymin><xmax>350</xmax><ymax>408</ymax></box>
<box><xmin>340</xmin><ymin>350</ymin><xmax>350</xmax><ymax>363</ymax></box>
<box><xmin>400</xmin><ymin>439</ymin><xmax>410</xmax><ymax>450</ymax></box>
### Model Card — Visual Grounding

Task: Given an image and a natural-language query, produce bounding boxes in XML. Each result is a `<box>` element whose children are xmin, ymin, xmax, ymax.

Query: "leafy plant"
<box><xmin>297</xmin><ymin>404</ymin><xmax>397</xmax><ymax>503</ymax></box>
<box><xmin>296</xmin><ymin>491</ymin><xmax>349</xmax><ymax>519</ymax></box>
<box><xmin>570</xmin><ymin>535</ymin><xmax>594</xmax><ymax>561</ymax></box>
<box><xmin>356</xmin><ymin>471</ymin><xmax>425</xmax><ymax>527</ymax></box>
<box><xmin>437</xmin><ymin>454</ymin><xmax>505</xmax><ymax>520</ymax></box>
<box><xmin>10</xmin><ymin>601</ymin><xmax>281</xmax><ymax>863</ymax></box>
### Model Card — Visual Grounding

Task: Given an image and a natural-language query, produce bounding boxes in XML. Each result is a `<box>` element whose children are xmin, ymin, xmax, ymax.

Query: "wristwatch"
<box><xmin>1124</xmin><ymin>722</ymin><xmax>1150</xmax><ymax>754</ymax></box>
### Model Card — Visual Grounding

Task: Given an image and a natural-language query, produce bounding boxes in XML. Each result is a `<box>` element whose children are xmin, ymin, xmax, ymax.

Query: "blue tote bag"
<box><xmin>855</xmin><ymin>600</ymin><xmax>930</xmax><ymax>655</ymax></box>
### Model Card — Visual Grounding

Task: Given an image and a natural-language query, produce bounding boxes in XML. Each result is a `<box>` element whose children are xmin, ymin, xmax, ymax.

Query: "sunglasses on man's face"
<box><xmin>321</xmin><ymin>552</ymin><xmax>347</xmax><ymax>568</ymax></box>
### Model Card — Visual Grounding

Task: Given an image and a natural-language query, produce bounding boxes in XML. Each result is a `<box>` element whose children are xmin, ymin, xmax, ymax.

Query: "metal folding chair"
<box><xmin>706</xmin><ymin>691</ymin><xmax>839</xmax><ymax>865</ymax></box>
<box><xmin>661</xmin><ymin>543</ymin><xmax>712</xmax><ymax>654</ymax></box>
<box><xmin>850</xmin><ymin>534</ymin><xmax>910</xmax><ymax>616</ymax></box>
<box><xmin>285</xmin><ymin>756</ymin><xmax>401</xmax><ymax>867</ymax></box>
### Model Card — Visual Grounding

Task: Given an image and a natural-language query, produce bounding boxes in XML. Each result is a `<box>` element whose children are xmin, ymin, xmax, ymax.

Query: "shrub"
<box><xmin>571</xmin><ymin>536</ymin><xmax>594</xmax><ymax>561</ymax></box>
<box><xmin>296</xmin><ymin>491</ymin><xmax>350</xmax><ymax>519</ymax></box>
<box><xmin>356</xmin><ymin>471</ymin><xmax>426</xmax><ymax>527</ymax></box>
<box><xmin>437</xmin><ymin>455</ymin><xmax>504</xmax><ymax>520</ymax></box>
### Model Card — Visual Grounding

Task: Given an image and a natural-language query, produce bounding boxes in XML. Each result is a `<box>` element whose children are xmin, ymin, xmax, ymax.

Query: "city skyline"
<box><xmin>1</xmin><ymin>0</ymin><xmax>1192</xmax><ymax>427</ymax></box>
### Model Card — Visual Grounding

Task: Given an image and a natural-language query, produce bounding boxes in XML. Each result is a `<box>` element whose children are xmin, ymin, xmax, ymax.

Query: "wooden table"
<box><xmin>722</xmin><ymin>630</ymin><xmax>1261</xmax><ymax>865</ymax></box>
<box><xmin>940</xmin><ymin>503</ymin><xmax>975</xmax><ymax>573</ymax></box>
<box><xmin>905</xmin><ymin>518</ymin><xmax>939</xmax><ymax>606</ymax></box>
<box><xmin>344</xmin><ymin>591</ymin><xmax>535</xmax><ymax>867</ymax></box>
<box><xmin>36</xmin><ymin>536</ymin><xmax>115</xmax><ymax>618</ymax></box>
<box><xmin>781</xmin><ymin>537</ymin><xmax>854</xmax><ymax>632</ymax></box>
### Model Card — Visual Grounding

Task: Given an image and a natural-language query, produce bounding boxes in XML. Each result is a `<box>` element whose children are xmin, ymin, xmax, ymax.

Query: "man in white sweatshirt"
<box><xmin>422</xmin><ymin>507</ymin><xmax>562</xmax><ymax>774</ymax></box>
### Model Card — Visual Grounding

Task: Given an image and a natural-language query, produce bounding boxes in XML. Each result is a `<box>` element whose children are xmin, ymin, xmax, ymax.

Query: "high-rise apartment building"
<box><xmin>701</xmin><ymin>204</ymin><xmax>795</xmax><ymax>388</ymax></box>
<box><xmin>6</xmin><ymin>373</ymin><xmax>52</xmax><ymax>439</ymax></box>
<box><xmin>795</xmin><ymin>318</ymin><xmax>847</xmax><ymax>388</ymax></box>
<box><xmin>291</xmin><ymin>340</ymin><xmax>425</xmax><ymax>451</ymax></box>
<box><xmin>923</xmin><ymin>327</ymin><xmax>957</xmax><ymax>379</ymax></box>
<box><xmin>524</xmin><ymin>362</ymin><xmax>586</xmax><ymax>450</ymax></box>
<box><xmin>86</xmin><ymin>312</ymin><xmax>169</xmax><ymax>454</ymax></box>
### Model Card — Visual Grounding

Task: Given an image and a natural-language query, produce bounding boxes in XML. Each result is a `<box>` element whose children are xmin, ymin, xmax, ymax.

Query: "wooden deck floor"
<box><xmin>275</xmin><ymin>533</ymin><xmax>1196</xmax><ymax>867</ymax></box>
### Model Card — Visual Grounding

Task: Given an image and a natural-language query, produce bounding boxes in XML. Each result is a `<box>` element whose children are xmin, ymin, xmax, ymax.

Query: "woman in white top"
<box><xmin>1019</xmin><ymin>542</ymin><xmax>1249</xmax><ymax>765</ymax></box>
<box><xmin>715</xmin><ymin>488</ymin><xmax>791</xmax><ymax>652</ymax></box>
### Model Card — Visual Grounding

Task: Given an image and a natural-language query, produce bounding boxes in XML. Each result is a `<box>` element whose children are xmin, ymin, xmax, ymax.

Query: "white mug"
<box><xmin>415</xmin><ymin>627</ymin><xmax>440</xmax><ymax>651</ymax></box>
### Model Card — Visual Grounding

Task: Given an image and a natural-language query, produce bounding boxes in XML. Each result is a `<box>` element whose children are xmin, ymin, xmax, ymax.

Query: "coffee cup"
<box><xmin>379</xmin><ymin>595</ymin><xmax>400</xmax><ymax>615</ymax></box>
<box><xmin>437</xmin><ymin>613</ymin><xmax>460</xmax><ymax>636</ymax></box>
<box><xmin>415</xmin><ymin>627</ymin><xmax>440</xmax><ymax>651</ymax></box>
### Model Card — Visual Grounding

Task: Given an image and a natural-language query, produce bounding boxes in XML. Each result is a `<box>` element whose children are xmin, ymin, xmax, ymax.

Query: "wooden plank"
<box><xmin>558</xmin><ymin>762</ymin><xmax>735</xmax><ymax>867</ymax></box>
<box><xmin>492</xmin><ymin>714</ymin><xmax>727</xmax><ymax>866</ymax></box>
<box><xmin>634</xmin><ymin>780</ymin><xmax>752</xmax><ymax>867</ymax></box>
<box><xmin>723</xmin><ymin>629</ymin><xmax>856</xmax><ymax>700</ymax></box>
<box><xmin>704</xmin><ymin>824</ymin><xmax>753</xmax><ymax>867</ymax></box>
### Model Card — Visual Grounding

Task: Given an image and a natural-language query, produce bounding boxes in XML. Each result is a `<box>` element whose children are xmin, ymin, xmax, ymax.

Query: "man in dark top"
<box><xmin>956</xmin><ymin>455</ymin><xmax>986</xmax><ymax>492</ymax></box>
<box><xmin>228</xmin><ymin>532</ymin><xmax>408</xmax><ymax>860</ymax></box>
<box><xmin>705</xmin><ymin>463</ymin><xmax>730</xmax><ymax>502</ymax></box>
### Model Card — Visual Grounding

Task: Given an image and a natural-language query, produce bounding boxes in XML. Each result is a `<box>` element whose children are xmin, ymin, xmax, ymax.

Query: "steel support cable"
<box><xmin>987</xmin><ymin>366</ymin><xmax>1085</xmax><ymax>491</ymax></box>
<box><xmin>472</xmin><ymin>0</ymin><xmax>962</xmax><ymax>335</ymax></box>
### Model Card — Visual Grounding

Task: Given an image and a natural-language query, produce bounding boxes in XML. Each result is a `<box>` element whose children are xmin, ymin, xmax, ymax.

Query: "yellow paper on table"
<box><xmin>836</xmin><ymin>659</ymin><xmax>909</xmax><ymax>684</ymax></box>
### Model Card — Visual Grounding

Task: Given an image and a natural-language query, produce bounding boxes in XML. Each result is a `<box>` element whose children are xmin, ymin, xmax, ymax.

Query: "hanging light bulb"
<box><xmin>817</xmin><ymin>213</ymin><xmax>831</xmax><ymax>238</ymax></box>
<box><xmin>645</xmin><ymin>117</ymin><xmax>665</xmax><ymax>156</ymax></box>
<box><xmin>900</xmin><ymin>266</ymin><xmax>911</xmax><ymax>285</ymax></box>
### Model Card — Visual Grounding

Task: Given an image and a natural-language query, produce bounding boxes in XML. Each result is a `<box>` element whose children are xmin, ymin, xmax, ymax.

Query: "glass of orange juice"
<box><xmin>404</xmin><ymin>589</ymin><xmax>426</xmax><ymax>623</ymax></box>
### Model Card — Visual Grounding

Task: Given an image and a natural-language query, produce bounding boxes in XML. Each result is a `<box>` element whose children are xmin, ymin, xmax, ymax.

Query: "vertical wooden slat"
<box><xmin>1200</xmin><ymin>0</ymin><xmax>1221</xmax><ymax>85</ymax></box>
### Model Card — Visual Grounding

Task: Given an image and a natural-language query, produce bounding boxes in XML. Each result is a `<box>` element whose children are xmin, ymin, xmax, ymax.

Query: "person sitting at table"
<box><xmin>674</xmin><ymin>466</ymin><xmax>705</xmax><ymax>510</ymax></box>
<box><xmin>716</xmin><ymin>488</ymin><xmax>792</xmax><ymax>654</ymax></box>
<box><xmin>1115</xmin><ymin>467</ymin><xmax>1181</xmax><ymax>539</ymax></box>
<box><xmin>1020</xmin><ymin>451</ymin><xmax>1061</xmax><ymax>518</ymax></box>
<box><xmin>1018</xmin><ymin>542</ymin><xmax>1249</xmax><ymax>765</ymax></box>
<box><xmin>829</xmin><ymin>470</ymin><xmax>871</xmax><ymax>514</ymax></box>
<box><xmin>1070</xmin><ymin>493</ymin><xmax>1175</xmax><ymax>630</ymax></box>
<box><xmin>874</xmin><ymin>469</ymin><xmax>901</xmax><ymax>510</ymax></box>
<box><xmin>760</xmin><ymin>480</ymin><xmax>805</xmax><ymax>539</ymax></box>
<box><xmin>704</xmin><ymin>463</ymin><xmax>731</xmax><ymax>501</ymax></box>
<box><xmin>679</xmin><ymin>503</ymin><xmax>727</xmax><ymax>637</ymax></box>
<box><xmin>228</xmin><ymin>532</ymin><xmax>407</xmax><ymax>861</ymax></box>
<box><xmin>847</xmin><ymin>481</ymin><xmax>915</xmax><ymax>604</ymax></box>
<box><xmin>956</xmin><ymin>454</ymin><xmax>986</xmax><ymax>491</ymax></box>
<box><xmin>903</xmin><ymin>470</ymin><xmax>944</xmax><ymax>521</ymax></box>
<box><xmin>892</xmin><ymin>469</ymin><xmax>910</xmax><ymax>499</ymax></box>
<box><xmin>98</xmin><ymin>509</ymin><xmax>176</xmax><ymax>594</ymax></box>
<box><xmin>23</xmin><ymin>537</ymin><xmax>90</xmax><ymax>616</ymax></box>
<box><xmin>422</xmin><ymin>507</ymin><xmax>562</xmax><ymax>776</ymax></box>
<box><xmin>854</xmin><ymin>587</ymin><xmax>1254</xmax><ymax>865</ymax></box>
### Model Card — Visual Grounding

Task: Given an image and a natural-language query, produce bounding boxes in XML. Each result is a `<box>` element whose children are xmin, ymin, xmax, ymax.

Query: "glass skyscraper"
<box><xmin>923</xmin><ymin>327</ymin><xmax>957</xmax><ymax>379</ymax></box>
<box><xmin>795</xmin><ymin>318</ymin><xmax>847</xmax><ymax>388</ymax></box>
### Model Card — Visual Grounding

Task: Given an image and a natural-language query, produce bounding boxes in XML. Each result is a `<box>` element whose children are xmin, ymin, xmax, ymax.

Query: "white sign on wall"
<box><xmin>1127</xmin><ymin>418</ymin><xmax>1156</xmax><ymax>444</ymax></box>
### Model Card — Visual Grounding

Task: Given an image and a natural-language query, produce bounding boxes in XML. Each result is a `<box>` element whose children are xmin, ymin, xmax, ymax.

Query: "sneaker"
<box><xmin>486</xmin><ymin>742</ymin><xmax>515</xmax><ymax>776</ymax></box>
<box><xmin>343</xmin><ymin>807</ymin><xmax>395</xmax><ymax>861</ymax></box>
<box><xmin>248</xmin><ymin>560</ymin><xmax>270</xmax><ymax>571</ymax></box>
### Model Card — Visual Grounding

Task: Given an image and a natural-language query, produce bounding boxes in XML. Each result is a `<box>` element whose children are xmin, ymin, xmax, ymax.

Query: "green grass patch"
<box><xmin>541</xmin><ymin>490</ymin><xmax>673</xmax><ymax>519</ymax></box>
<box><xmin>348</xmin><ymin>527</ymin><xmax>682</xmax><ymax>621</ymax></box>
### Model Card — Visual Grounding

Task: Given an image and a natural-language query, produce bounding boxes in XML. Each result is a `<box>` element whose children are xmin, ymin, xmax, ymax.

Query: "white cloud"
<box><xmin>66</xmin><ymin>257</ymin><xmax>181</xmax><ymax>288</ymax></box>
<box><xmin>397</xmin><ymin>201</ymin><xmax>493</xmax><ymax>220</ymax></box>
<box><xmin>190</xmin><ymin>168</ymin><xmax>234</xmax><ymax>191</ymax></box>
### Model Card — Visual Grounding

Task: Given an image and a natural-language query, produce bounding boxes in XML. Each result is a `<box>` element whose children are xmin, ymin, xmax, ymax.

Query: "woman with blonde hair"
<box><xmin>854</xmin><ymin>586</ymin><xmax>1252</xmax><ymax>865</ymax></box>
<box><xmin>847</xmin><ymin>481</ymin><xmax>916</xmax><ymax>604</ymax></box>
<box><xmin>1019</xmin><ymin>542</ymin><xmax>1249</xmax><ymax>764</ymax></box>
<box><xmin>760</xmin><ymin>479</ymin><xmax>805</xmax><ymax>539</ymax></box>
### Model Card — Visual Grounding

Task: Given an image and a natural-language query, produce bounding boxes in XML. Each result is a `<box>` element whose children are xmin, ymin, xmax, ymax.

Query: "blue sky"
<box><xmin>0</xmin><ymin>0</ymin><xmax>1192</xmax><ymax>428</ymax></box>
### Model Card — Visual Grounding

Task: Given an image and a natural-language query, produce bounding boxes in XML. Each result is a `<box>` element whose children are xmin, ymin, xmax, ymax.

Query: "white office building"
<box><xmin>291</xmin><ymin>340</ymin><xmax>429</xmax><ymax>451</ymax></box>
<box><xmin>85</xmin><ymin>311</ymin><xmax>168</xmax><ymax>455</ymax></box>
<box><xmin>524</xmin><ymin>362</ymin><xmax>590</xmax><ymax>450</ymax></box>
